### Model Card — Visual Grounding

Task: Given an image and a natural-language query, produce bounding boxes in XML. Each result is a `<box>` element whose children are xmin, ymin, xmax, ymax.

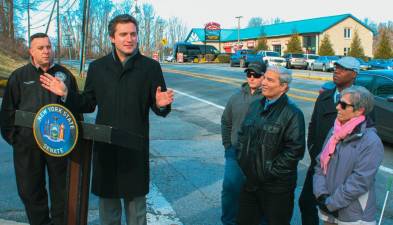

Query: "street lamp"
<box><xmin>235</xmin><ymin>16</ymin><xmax>243</xmax><ymax>48</ymax></box>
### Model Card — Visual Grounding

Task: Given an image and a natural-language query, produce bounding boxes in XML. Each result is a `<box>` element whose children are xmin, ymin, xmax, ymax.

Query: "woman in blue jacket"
<box><xmin>313</xmin><ymin>86</ymin><xmax>384</xmax><ymax>225</ymax></box>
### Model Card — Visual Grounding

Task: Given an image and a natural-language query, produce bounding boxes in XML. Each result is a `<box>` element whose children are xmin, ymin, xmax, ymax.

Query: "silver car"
<box><xmin>304</xmin><ymin>54</ymin><xmax>319</xmax><ymax>70</ymax></box>
<box><xmin>311</xmin><ymin>56</ymin><xmax>340</xmax><ymax>72</ymax></box>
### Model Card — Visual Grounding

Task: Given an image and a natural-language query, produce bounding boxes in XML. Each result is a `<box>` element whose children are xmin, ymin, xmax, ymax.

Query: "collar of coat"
<box><xmin>260</xmin><ymin>93</ymin><xmax>289</xmax><ymax>113</ymax></box>
<box><xmin>241</xmin><ymin>82</ymin><xmax>262</xmax><ymax>96</ymax></box>
<box><xmin>111</xmin><ymin>48</ymin><xmax>140</xmax><ymax>70</ymax></box>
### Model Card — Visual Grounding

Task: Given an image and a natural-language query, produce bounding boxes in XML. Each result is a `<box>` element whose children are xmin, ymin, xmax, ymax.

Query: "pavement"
<box><xmin>1</xmin><ymin>64</ymin><xmax>392</xmax><ymax>225</ymax></box>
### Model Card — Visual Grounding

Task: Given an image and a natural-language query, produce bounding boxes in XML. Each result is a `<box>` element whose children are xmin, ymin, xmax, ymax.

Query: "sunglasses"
<box><xmin>337</xmin><ymin>100</ymin><xmax>354</xmax><ymax>110</ymax></box>
<box><xmin>246</xmin><ymin>72</ymin><xmax>263</xmax><ymax>78</ymax></box>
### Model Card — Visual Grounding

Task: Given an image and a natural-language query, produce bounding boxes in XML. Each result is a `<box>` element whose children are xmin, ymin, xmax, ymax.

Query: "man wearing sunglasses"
<box><xmin>221</xmin><ymin>62</ymin><xmax>266</xmax><ymax>225</ymax></box>
<box><xmin>299</xmin><ymin>56</ymin><xmax>360</xmax><ymax>225</ymax></box>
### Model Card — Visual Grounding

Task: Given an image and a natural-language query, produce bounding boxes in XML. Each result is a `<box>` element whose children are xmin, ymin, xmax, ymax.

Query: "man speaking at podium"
<box><xmin>39</xmin><ymin>14</ymin><xmax>174</xmax><ymax>225</ymax></box>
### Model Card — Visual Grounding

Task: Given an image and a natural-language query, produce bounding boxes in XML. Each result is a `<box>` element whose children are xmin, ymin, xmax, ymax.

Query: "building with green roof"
<box><xmin>185</xmin><ymin>14</ymin><xmax>374</xmax><ymax>57</ymax></box>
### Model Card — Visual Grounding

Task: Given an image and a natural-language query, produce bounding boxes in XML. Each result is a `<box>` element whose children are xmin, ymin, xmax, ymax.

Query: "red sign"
<box><xmin>176</xmin><ymin>53</ymin><xmax>184</xmax><ymax>63</ymax></box>
<box><xmin>204</xmin><ymin>22</ymin><xmax>221</xmax><ymax>30</ymax></box>
<box><xmin>152</xmin><ymin>52</ymin><xmax>159</xmax><ymax>61</ymax></box>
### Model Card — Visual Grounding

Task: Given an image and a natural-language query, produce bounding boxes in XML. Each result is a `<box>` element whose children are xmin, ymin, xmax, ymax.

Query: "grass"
<box><xmin>64</xmin><ymin>66</ymin><xmax>86</xmax><ymax>91</ymax></box>
<box><xmin>0</xmin><ymin>49</ymin><xmax>27</xmax><ymax>78</ymax></box>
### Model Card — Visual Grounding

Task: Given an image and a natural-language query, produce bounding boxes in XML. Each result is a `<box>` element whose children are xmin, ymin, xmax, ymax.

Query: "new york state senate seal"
<box><xmin>33</xmin><ymin>104</ymin><xmax>78</xmax><ymax>157</ymax></box>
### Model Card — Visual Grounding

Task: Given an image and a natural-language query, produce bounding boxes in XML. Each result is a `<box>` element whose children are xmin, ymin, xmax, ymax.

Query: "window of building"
<box><xmin>344</xmin><ymin>28</ymin><xmax>351</xmax><ymax>39</ymax></box>
<box><xmin>344</xmin><ymin>47</ymin><xmax>350</xmax><ymax>56</ymax></box>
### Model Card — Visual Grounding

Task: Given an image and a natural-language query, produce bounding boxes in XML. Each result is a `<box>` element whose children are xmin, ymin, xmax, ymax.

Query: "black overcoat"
<box><xmin>65</xmin><ymin>51</ymin><xmax>170</xmax><ymax>198</ymax></box>
<box><xmin>307</xmin><ymin>88</ymin><xmax>337</xmax><ymax>167</ymax></box>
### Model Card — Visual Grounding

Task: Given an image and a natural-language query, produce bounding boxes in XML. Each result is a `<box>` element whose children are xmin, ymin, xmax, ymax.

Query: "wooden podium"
<box><xmin>14</xmin><ymin>110</ymin><xmax>143</xmax><ymax>225</ymax></box>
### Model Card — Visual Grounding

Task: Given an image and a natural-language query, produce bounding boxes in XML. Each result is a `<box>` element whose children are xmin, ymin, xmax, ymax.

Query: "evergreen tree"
<box><xmin>255</xmin><ymin>36</ymin><xmax>268</xmax><ymax>51</ymax></box>
<box><xmin>348</xmin><ymin>30</ymin><xmax>365</xmax><ymax>58</ymax></box>
<box><xmin>319</xmin><ymin>34</ymin><xmax>335</xmax><ymax>56</ymax></box>
<box><xmin>285</xmin><ymin>33</ymin><xmax>303</xmax><ymax>53</ymax></box>
<box><xmin>374</xmin><ymin>28</ymin><xmax>393</xmax><ymax>59</ymax></box>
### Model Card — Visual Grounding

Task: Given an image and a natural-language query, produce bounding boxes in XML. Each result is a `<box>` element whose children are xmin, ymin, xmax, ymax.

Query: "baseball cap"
<box><xmin>244</xmin><ymin>62</ymin><xmax>267</xmax><ymax>75</ymax></box>
<box><xmin>334</xmin><ymin>56</ymin><xmax>360</xmax><ymax>73</ymax></box>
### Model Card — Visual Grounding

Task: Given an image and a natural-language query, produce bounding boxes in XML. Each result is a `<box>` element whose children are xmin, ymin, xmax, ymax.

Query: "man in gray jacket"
<box><xmin>221</xmin><ymin>62</ymin><xmax>266</xmax><ymax>225</ymax></box>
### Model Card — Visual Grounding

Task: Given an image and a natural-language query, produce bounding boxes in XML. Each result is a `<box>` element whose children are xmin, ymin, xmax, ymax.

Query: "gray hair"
<box><xmin>266</xmin><ymin>66</ymin><xmax>293</xmax><ymax>85</ymax></box>
<box><xmin>341</xmin><ymin>86</ymin><xmax>374</xmax><ymax>115</ymax></box>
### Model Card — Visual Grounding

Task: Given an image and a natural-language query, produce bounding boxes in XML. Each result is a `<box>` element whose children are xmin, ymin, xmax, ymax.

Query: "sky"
<box><xmin>137</xmin><ymin>0</ymin><xmax>393</xmax><ymax>29</ymax></box>
<box><xmin>25</xmin><ymin>0</ymin><xmax>393</xmax><ymax>41</ymax></box>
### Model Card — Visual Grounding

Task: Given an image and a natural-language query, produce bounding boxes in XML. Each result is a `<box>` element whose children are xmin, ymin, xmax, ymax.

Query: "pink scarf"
<box><xmin>320</xmin><ymin>115</ymin><xmax>365</xmax><ymax>174</ymax></box>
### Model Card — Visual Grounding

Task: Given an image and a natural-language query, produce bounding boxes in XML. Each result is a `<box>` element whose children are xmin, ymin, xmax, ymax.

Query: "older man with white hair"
<box><xmin>236</xmin><ymin>66</ymin><xmax>306</xmax><ymax>225</ymax></box>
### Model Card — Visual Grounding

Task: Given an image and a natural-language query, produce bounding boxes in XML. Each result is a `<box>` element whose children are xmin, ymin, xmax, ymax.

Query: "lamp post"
<box><xmin>235</xmin><ymin>16</ymin><xmax>243</xmax><ymax>49</ymax></box>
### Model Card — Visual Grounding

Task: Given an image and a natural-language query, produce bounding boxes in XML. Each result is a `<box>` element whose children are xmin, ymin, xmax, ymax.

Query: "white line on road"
<box><xmin>173</xmin><ymin>89</ymin><xmax>393</xmax><ymax>176</ymax></box>
<box><xmin>174</xmin><ymin>89</ymin><xmax>225</xmax><ymax>110</ymax></box>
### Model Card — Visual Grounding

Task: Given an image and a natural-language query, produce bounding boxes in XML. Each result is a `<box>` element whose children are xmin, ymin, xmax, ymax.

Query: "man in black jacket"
<box><xmin>40</xmin><ymin>15</ymin><xmax>173</xmax><ymax>225</ymax></box>
<box><xmin>236</xmin><ymin>66</ymin><xmax>305</xmax><ymax>225</ymax></box>
<box><xmin>0</xmin><ymin>33</ymin><xmax>79</xmax><ymax>225</ymax></box>
<box><xmin>221</xmin><ymin>62</ymin><xmax>265</xmax><ymax>225</ymax></box>
<box><xmin>298</xmin><ymin>56</ymin><xmax>360</xmax><ymax>225</ymax></box>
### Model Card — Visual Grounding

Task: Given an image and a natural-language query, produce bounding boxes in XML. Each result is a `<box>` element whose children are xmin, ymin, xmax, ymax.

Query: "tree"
<box><xmin>285</xmin><ymin>33</ymin><xmax>303</xmax><ymax>53</ymax></box>
<box><xmin>255</xmin><ymin>36</ymin><xmax>268</xmax><ymax>51</ymax></box>
<box><xmin>348</xmin><ymin>30</ymin><xmax>365</xmax><ymax>58</ymax></box>
<box><xmin>319</xmin><ymin>34</ymin><xmax>335</xmax><ymax>56</ymax></box>
<box><xmin>247</xmin><ymin>17</ymin><xmax>264</xmax><ymax>28</ymax></box>
<box><xmin>167</xmin><ymin>17</ymin><xmax>188</xmax><ymax>46</ymax></box>
<box><xmin>374</xmin><ymin>28</ymin><xmax>393</xmax><ymax>59</ymax></box>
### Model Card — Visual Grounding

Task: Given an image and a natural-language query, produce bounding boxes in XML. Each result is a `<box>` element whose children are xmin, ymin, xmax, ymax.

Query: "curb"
<box><xmin>293</xmin><ymin>74</ymin><xmax>332</xmax><ymax>81</ymax></box>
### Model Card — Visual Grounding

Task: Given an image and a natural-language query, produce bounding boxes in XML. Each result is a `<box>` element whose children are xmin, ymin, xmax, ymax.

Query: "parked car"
<box><xmin>257</xmin><ymin>50</ymin><xmax>286</xmax><ymax>67</ymax></box>
<box><xmin>368</xmin><ymin>59</ymin><xmax>393</xmax><ymax>70</ymax></box>
<box><xmin>356</xmin><ymin>58</ymin><xmax>371</xmax><ymax>70</ymax></box>
<box><xmin>164</xmin><ymin>55</ymin><xmax>175</xmax><ymax>62</ymax></box>
<box><xmin>311</xmin><ymin>56</ymin><xmax>340</xmax><ymax>72</ymax></box>
<box><xmin>283</xmin><ymin>53</ymin><xmax>308</xmax><ymax>69</ymax></box>
<box><xmin>319</xmin><ymin>70</ymin><xmax>393</xmax><ymax>143</ymax></box>
<box><xmin>304</xmin><ymin>54</ymin><xmax>319</xmax><ymax>70</ymax></box>
<box><xmin>230</xmin><ymin>49</ymin><xmax>259</xmax><ymax>68</ymax></box>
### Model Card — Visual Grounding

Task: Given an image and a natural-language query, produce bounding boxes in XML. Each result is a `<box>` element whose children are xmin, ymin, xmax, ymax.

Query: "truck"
<box><xmin>229</xmin><ymin>49</ymin><xmax>261</xmax><ymax>68</ymax></box>
<box><xmin>173</xmin><ymin>42</ymin><xmax>220</xmax><ymax>62</ymax></box>
<box><xmin>257</xmin><ymin>50</ymin><xmax>287</xmax><ymax>67</ymax></box>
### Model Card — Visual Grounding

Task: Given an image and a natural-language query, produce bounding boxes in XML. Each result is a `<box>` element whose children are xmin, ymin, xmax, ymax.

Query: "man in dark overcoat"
<box><xmin>40</xmin><ymin>14</ymin><xmax>174</xmax><ymax>225</ymax></box>
<box><xmin>298</xmin><ymin>57</ymin><xmax>360</xmax><ymax>225</ymax></box>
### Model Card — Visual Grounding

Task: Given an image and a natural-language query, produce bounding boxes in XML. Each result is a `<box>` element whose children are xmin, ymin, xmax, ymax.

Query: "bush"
<box><xmin>205</xmin><ymin>54</ymin><xmax>216</xmax><ymax>62</ymax></box>
<box><xmin>217</xmin><ymin>54</ymin><xmax>230</xmax><ymax>63</ymax></box>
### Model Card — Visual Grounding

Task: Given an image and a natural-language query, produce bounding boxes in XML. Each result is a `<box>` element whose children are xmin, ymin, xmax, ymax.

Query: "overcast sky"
<box><xmin>137</xmin><ymin>0</ymin><xmax>393</xmax><ymax>29</ymax></box>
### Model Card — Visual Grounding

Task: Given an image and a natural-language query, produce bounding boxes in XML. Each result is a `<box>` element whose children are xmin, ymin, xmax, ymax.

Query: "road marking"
<box><xmin>174</xmin><ymin>89</ymin><xmax>225</xmax><ymax>110</ymax></box>
<box><xmin>165</xmin><ymin>69</ymin><xmax>317</xmax><ymax>102</ymax></box>
<box><xmin>0</xmin><ymin>219</ymin><xmax>28</xmax><ymax>225</ymax></box>
<box><xmin>173</xmin><ymin>88</ymin><xmax>393</xmax><ymax>176</ymax></box>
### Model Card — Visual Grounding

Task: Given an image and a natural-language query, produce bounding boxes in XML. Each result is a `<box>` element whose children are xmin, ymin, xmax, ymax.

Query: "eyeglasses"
<box><xmin>246</xmin><ymin>72</ymin><xmax>263</xmax><ymax>78</ymax></box>
<box><xmin>337</xmin><ymin>100</ymin><xmax>354</xmax><ymax>110</ymax></box>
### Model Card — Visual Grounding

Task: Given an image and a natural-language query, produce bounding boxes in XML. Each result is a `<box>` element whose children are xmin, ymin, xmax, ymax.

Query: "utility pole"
<box><xmin>27</xmin><ymin>0</ymin><xmax>30</xmax><ymax>47</ymax></box>
<box><xmin>79</xmin><ymin>0</ymin><xmax>90</xmax><ymax>77</ymax></box>
<box><xmin>45</xmin><ymin>1</ymin><xmax>57</xmax><ymax>34</ymax></box>
<box><xmin>56</xmin><ymin>0</ymin><xmax>61</xmax><ymax>64</ymax></box>
<box><xmin>235</xmin><ymin>16</ymin><xmax>243</xmax><ymax>49</ymax></box>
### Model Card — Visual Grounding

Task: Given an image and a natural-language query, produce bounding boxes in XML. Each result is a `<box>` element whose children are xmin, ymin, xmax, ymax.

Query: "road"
<box><xmin>1</xmin><ymin>63</ymin><xmax>393</xmax><ymax>225</ymax></box>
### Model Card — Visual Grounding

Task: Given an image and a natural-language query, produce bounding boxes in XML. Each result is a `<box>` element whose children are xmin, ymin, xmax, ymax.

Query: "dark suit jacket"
<box><xmin>307</xmin><ymin>88</ymin><xmax>337</xmax><ymax>167</ymax></box>
<box><xmin>66</xmin><ymin>51</ymin><xmax>170</xmax><ymax>198</ymax></box>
